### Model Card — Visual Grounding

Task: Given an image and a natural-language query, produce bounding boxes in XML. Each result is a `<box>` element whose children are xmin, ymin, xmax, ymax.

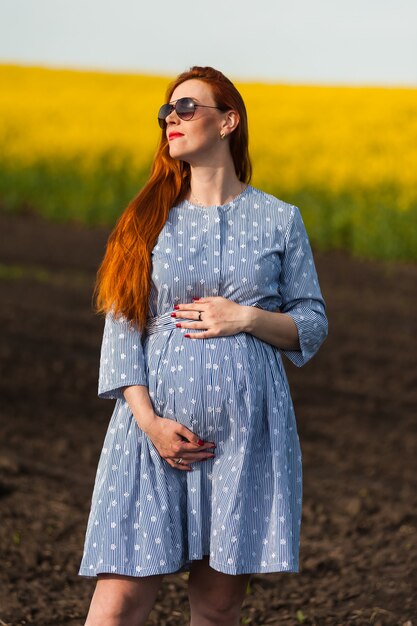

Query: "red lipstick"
<box><xmin>168</xmin><ymin>132</ymin><xmax>184</xmax><ymax>140</ymax></box>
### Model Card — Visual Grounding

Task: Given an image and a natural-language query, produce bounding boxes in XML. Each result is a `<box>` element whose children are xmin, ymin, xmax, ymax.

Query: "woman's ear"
<box><xmin>221</xmin><ymin>110</ymin><xmax>240</xmax><ymax>135</ymax></box>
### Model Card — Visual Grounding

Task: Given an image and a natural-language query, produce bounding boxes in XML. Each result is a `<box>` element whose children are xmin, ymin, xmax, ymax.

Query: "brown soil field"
<box><xmin>0</xmin><ymin>212</ymin><xmax>416</xmax><ymax>626</ymax></box>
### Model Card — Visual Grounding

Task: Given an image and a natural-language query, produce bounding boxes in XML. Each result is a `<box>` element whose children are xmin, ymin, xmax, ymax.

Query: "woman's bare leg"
<box><xmin>188</xmin><ymin>557</ymin><xmax>250</xmax><ymax>626</ymax></box>
<box><xmin>84</xmin><ymin>573</ymin><xmax>164</xmax><ymax>626</ymax></box>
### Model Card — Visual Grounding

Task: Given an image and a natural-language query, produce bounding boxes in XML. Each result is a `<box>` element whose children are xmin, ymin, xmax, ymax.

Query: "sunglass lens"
<box><xmin>157</xmin><ymin>104</ymin><xmax>173</xmax><ymax>128</ymax></box>
<box><xmin>175</xmin><ymin>98</ymin><xmax>196</xmax><ymax>121</ymax></box>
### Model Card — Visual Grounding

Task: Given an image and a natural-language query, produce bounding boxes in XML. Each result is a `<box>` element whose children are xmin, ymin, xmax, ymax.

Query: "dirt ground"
<box><xmin>0</xmin><ymin>212</ymin><xmax>416</xmax><ymax>626</ymax></box>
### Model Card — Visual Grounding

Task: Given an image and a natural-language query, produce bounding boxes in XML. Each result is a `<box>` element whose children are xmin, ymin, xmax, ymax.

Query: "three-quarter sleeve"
<box><xmin>98</xmin><ymin>312</ymin><xmax>148</xmax><ymax>400</ymax></box>
<box><xmin>279</xmin><ymin>205</ymin><xmax>328</xmax><ymax>367</ymax></box>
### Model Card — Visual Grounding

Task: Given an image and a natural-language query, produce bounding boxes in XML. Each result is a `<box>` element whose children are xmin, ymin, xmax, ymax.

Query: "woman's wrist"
<box><xmin>137</xmin><ymin>412</ymin><xmax>162</xmax><ymax>435</ymax></box>
<box><xmin>241</xmin><ymin>305</ymin><xmax>258</xmax><ymax>333</ymax></box>
<box><xmin>122</xmin><ymin>385</ymin><xmax>160</xmax><ymax>433</ymax></box>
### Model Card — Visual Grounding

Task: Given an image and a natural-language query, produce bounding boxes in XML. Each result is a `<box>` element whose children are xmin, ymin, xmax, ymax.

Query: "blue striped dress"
<box><xmin>79</xmin><ymin>185</ymin><xmax>328</xmax><ymax>577</ymax></box>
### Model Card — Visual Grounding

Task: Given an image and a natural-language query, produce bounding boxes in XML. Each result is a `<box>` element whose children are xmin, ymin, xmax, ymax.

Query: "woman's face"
<box><xmin>165</xmin><ymin>79</ymin><xmax>228</xmax><ymax>165</ymax></box>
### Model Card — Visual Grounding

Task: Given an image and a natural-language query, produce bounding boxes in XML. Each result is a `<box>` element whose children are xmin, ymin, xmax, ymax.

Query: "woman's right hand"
<box><xmin>144</xmin><ymin>415</ymin><xmax>216</xmax><ymax>471</ymax></box>
<box><xmin>123</xmin><ymin>385</ymin><xmax>215</xmax><ymax>471</ymax></box>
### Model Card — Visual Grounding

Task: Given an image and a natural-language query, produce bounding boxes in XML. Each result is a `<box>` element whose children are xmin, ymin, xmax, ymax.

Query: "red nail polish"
<box><xmin>174</xmin><ymin>304</ymin><xmax>180</xmax><ymax>310</ymax></box>
<box><xmin>184</xmin><ymin>333</ymin><xmax>190</xmax><ymax>338</ymax></box>
<box><xmin>170</xmin><ymin>312</ymin><xmax>176</xmax><ymax>317</ymax></box>
<box><xmin>197</xmin><ymin>439</ymin><xmax>204</xmax><ymax>446</ymax></box>
<box><xmin>175</xmin><ymin>323</ymin><xmax>182</xmax><ymax>328</ymax></box>
<box><xmin>192</xmin><ymin>297</ymin><xmax>200</xmax><ymax>301</ymax></box>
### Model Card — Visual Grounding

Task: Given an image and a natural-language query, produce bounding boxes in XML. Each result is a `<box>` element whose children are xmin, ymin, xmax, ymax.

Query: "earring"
<box><xmin>220</xmin><ymin>130</ymin><xmax>226</xmax><ymax>139</ymax></box>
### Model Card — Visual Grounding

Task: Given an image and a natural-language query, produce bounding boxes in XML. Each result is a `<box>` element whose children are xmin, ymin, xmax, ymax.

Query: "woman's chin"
<box><xmin>169</xmin><ymin>150</ymin><xmax>192</xmax><ymax>166</ymax></box>
<box><xmin>168</xmin><ymin>147</ymin><xmax>185</xmax><ymax>161</ymax></box>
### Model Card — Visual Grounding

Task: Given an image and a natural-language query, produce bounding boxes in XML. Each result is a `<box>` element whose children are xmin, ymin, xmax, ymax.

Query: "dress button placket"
<box><xmin>212</xmin><ymin>207</ymin><xmax>222</xmax><ymax>296</ymax></box>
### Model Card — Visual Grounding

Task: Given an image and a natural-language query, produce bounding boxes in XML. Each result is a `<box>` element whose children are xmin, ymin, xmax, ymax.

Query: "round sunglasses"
<box><xmin>158</xmin><ymin>97</ymin><xmax>226</xmax><ymax>129</ymax></box>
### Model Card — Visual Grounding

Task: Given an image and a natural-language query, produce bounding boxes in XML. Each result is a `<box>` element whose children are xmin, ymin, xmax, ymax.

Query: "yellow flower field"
<box><xmin>1</xmin><ymin>64</ymin><xmax>416</xmax><ymax>260</ymax></box>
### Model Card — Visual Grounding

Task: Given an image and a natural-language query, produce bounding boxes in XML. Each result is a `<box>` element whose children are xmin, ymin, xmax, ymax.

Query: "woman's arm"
<box><xmin>240</xmin><ymin>307</ymin><xmax>300</xmax><ymax>350</ymax></box>
<box><xmin>98</xmin><ymin>313</ymin><xmax>215</xmax><ymax>469</ymax></box>
<box><xmin>275</xmin><ymin>204</ymin><xmax>328</xmax><ymax>366</ymax></box>
<box><xmin>98</xmin><ymin>312</ymin><xmax>148</xmax><ymax>399</ymax></box>
<box><xmin>171</xmin><ymin>297</ymin><xmax>300</xmax><ymax>349</ymax></box>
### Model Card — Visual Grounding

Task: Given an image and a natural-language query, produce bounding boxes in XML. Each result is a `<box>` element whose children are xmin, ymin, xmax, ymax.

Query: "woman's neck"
<box><xmin>187</xmin><ymin>164</ymin><xmax>246</xmax><ymax>207</ymax></box>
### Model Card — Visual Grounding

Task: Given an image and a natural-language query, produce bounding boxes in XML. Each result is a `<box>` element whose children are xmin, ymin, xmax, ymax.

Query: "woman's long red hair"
<box><xmin>95</xmin><ymin>66</ymin><xmax>252</xmax><ymax>330</ymax></box>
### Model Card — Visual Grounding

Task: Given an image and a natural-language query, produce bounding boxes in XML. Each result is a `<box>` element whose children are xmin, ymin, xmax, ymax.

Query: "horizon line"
<box><xmin>2</xmin><ymin>60</ymin><xmax>417</xmax><ymax>91</ymax></box>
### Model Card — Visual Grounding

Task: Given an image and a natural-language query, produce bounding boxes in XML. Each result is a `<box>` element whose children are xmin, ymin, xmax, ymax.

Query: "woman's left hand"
<box><xmin>171</xmin><ymin>297</ymin><xmax>251</xmax><ymax>339</ymax></box>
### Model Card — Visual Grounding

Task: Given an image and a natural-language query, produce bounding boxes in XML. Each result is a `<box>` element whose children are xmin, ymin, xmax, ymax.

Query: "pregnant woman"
<box><xmin>79</xmin><ymin>66</ymin><xmax>328</xmax><ymax>626</ymax></box>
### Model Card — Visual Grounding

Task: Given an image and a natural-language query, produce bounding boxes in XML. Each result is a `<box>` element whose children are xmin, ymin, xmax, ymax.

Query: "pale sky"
<box><xmin>0</xmin><ymin>0</ymin><xmax>416</xmax><ymax>85</ymax></box>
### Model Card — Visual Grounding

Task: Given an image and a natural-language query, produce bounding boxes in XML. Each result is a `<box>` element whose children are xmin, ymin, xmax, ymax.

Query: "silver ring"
<box><xmin>174</xmin><ymin>457</ymin><xmax>183</xmax><ymax>464</ymax></box>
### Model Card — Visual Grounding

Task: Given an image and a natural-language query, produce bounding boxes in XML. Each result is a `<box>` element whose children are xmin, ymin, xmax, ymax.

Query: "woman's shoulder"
<box><xmin>247</xmin><ymin>186</ymin><xmax>300</xmax><ymax>219</ymax></box>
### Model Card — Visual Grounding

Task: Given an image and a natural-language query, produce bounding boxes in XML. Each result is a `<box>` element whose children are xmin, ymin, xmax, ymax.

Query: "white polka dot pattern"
<box><xmin>79</xmin><ymin>186</ymin><xmax>328</xmax><ymax>578</ymax></box>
